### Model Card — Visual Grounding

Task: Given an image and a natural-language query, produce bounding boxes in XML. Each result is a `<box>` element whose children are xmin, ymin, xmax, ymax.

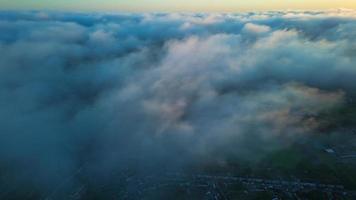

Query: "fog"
<box><xmin>0</xmin><ymin>9</ymin><xmax>355</xmax><ymax>198</ymax></box>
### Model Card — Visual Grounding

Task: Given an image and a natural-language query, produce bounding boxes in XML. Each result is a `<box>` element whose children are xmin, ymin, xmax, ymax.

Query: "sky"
<box><xmin>0</xmin><ymin>0</ymin><xmax>356</xmax><ymax>12</ymax></box>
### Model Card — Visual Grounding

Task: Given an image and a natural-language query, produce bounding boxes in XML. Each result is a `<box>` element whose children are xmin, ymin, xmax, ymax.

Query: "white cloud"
<box><xmin>243</xmin><ymin>23</ymin><xmax>271</xmax><ymax>33</ymax></box>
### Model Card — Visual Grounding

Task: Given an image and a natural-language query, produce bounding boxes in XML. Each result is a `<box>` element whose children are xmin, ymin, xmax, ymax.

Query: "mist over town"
<box><xmin>0</xmin><ymin>8</ymin><xmax>356</xmax><ymax>199</ymax></box>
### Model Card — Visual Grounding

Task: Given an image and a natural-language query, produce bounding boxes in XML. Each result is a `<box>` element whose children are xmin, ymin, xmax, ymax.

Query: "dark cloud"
<box><xmin>0</xmin><ymin>10</ymin><xmax>355</xmax><ymax>198</ymax></box>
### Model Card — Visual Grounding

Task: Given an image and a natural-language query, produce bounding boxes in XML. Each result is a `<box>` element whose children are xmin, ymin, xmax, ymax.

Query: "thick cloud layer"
<box><xmin>0</xmin><ymin>9</ymin><xmax>355</xmax><ymax>198</ymax></box>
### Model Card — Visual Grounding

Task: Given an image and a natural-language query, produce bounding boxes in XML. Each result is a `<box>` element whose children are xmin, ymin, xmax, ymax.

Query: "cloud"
<box><xmin>243</xmin><ymin>23</ymin><xmax>271</xmax><ymax>33</ymax></box>
<box><xmin>0</xmin><ymin>10</ymin><xmax>355</xmax><ymax>198</ymax></box>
